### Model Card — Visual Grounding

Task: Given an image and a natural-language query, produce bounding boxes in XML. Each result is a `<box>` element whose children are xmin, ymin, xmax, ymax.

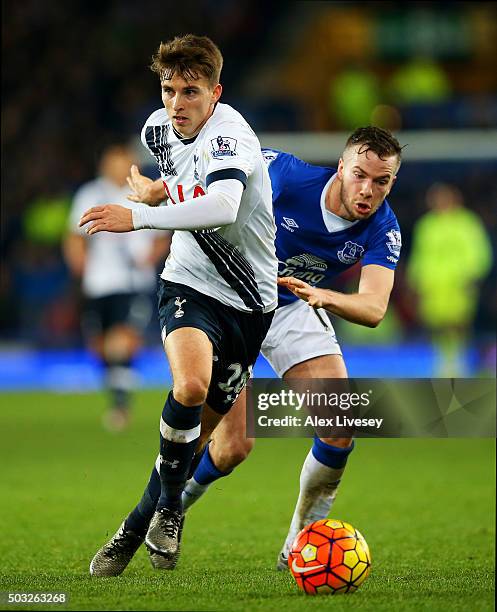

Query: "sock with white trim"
<box><xmin>157</xmin><ymin>391</ymin><xmax>202</xmax><ymax>512</ymax></box>
<box><xmin>282</xmin><ymin>437</ymin><xmax>354</xmax><ymax>555</ymax></box>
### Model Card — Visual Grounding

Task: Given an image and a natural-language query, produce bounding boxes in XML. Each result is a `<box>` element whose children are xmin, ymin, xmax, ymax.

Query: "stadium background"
<box><xmin>1</xmin><ymin>2</ymin><xmax>495</xmax><ymax>611</ymax></box>
<box><xmin>2</xmin><ymin>0</ymin><xmax>496</xmax><ymax>386</ymax></box>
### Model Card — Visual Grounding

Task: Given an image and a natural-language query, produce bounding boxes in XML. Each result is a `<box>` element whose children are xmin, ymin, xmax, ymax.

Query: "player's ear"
<box><xmin>212</xmin><ymin>83</ymin><xmax>222</xmax><ymax>104</ymax></box>
<box><xmin>388</xmin><ymin>175</ymin><xmax>397</xmax><ymax>192</ymax></box>
<box><xmin>337</xmin><ymin>158</ymin><xmax>344</xmax><ymax>179</ymax></box>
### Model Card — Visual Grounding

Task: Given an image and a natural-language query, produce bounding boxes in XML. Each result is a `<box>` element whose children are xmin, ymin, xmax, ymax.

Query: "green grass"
<box><xmin>0</xmin><ymin>391</ymin><xmax>494</xmax><ymax>611</ymax></box>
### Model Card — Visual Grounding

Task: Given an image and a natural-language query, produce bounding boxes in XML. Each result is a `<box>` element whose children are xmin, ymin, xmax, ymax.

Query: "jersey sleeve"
<box><xmin>362</xmin><ymin>217</ymin><xmax>402</xmax><ymax>270</ymax></box>
<box><xmin>203</xmin><ymin>121</ymin><xmax>260</xmax><ymax>189</ymax></box>
<box><xmin>140</xmin><ymin>108</ymin><xmax>167</xmax><ymax>158</ymax></box>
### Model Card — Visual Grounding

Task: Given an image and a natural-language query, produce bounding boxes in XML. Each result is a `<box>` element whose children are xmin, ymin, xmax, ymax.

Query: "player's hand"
<box><xmin>277</xmin><ymin>276</ymin><xmax>329</xmax><ymax>308</ymax></box>
<box><xmin>127</xmin><ymin>165</ymin><xmax>164</xmax><ymax>206</ymax></box>
<box><xmin>79</xmin><ymin>205</ymin><xmax>133</xmax><ymax>234</ymax></box>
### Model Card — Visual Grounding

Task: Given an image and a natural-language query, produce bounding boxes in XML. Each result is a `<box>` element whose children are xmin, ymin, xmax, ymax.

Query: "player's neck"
<box><xmin>325</xmin><ymin>178</ymin><xmax>352</xmax><ymax>221</ymax></box>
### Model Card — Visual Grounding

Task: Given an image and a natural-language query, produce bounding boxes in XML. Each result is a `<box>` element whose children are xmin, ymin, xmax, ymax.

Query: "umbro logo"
<box><xmin>281</xmin><ymin>217</ymin><xmax>299</xmax><ymax>232</ymax></box>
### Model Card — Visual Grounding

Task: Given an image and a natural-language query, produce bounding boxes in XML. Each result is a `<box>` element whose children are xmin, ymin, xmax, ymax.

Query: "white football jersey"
<box><xmin>69</xmin><ymin>177</ymin><xmax>163</xmax><ymax>298</ymax></box>
<box><xmin>140</xmin><ymin>102</ymin><xmax>277</xmax><ymax>313</ymax></box>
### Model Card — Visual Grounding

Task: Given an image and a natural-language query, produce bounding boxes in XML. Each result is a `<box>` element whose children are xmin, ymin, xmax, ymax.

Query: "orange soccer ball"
<box><xmin>288</xmin><ymin>519</ymin><xmax>371</xmax><ymax>595</ymax></box>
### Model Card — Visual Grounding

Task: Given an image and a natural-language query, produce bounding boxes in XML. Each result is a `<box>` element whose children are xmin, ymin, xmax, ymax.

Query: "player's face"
<box><xmin>161</xmin><ymin>73</ymin><xmax>222</xmax><ymax>138</ymax></box>
<box><xmin>337</xmin><ymin>146</ymin><xmax>398</xmax><ymax>221</ymax></box>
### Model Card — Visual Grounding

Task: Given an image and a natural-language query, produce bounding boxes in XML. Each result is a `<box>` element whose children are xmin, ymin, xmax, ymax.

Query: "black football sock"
<box><xmin>157</xmin><ymin>391</ymin><xmax>202</xmax><ymax>512</ymax></box>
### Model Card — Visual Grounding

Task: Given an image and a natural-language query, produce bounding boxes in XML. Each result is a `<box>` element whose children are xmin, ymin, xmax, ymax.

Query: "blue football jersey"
<box><xmin>262</xmin><ymin>149</ymin><xmax>402</xmax><ymax>307</ymax></box>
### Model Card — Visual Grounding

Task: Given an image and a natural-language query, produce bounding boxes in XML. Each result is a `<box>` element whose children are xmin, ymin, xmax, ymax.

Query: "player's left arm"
<box><xmin>278</xmin><ymin>264</ymin><xmax>394</xmax><ymax>328</ymax></box>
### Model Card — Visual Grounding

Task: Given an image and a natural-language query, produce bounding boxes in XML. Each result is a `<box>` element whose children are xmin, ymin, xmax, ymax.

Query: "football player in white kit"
<box><xmin>64</xmin><ymin>143</ymin><xmax>170</xmax><ymax>431</ymax></box>
<box><xmin>83</xmin><ymin>35</ymin><xmax>277</xmax><ymax>576</ymax></box>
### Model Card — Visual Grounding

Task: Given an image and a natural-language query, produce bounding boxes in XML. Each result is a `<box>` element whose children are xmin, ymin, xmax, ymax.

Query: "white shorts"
<box><xmin>261</xmin><ymin>298</ymin><xmax>342</xmax><ymax>377</ymax></box>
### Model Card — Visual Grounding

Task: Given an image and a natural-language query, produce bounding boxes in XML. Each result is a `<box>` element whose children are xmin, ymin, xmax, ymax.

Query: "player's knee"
<box><xmin>173</xmin><ymin>378</ymin><xmax>209</xmax><ymax>407</ymax></box>
<box><xmin>103</xmin><ymin>327</ymin><xmax>139</xmax><ymax>361</ymax></box>
<box><xmin>318</xmin><ymin>437</ymin><xmax>353</xmax><ymax>448</ymax></box>
<box><xmin>213</xmin><ymin>437</ymin><xmax>254</xmax><ymax>471</ymax></box>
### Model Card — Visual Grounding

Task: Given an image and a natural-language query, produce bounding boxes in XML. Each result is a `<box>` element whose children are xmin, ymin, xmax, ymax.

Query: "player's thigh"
<box><xmin>285</xmin><ymin>355</ymin><xmax>352</xmax><ymax>447</ymax></box>
<box><xmin>165</xmin><ymin>327</ymin><xmax>213</xmax><ymax>393</ymax></box>
<box><xmin>272</xmin><ymin>305</ymin><xmax>350</xmax><ymax>447</ymax></box>
<box><xmin>262</xmin><ymin>299</ymin><xmax>345</xmax><ymax>378</ymax></box>
<box><xmin>284</xmin><ymin>354</ymin><xmax>347</xmax><ymax>379</ymax></box>
<box><xmin>158</xmin><ymin>280</ymin><xmax>223</xmax><ymax>396</ymax></box>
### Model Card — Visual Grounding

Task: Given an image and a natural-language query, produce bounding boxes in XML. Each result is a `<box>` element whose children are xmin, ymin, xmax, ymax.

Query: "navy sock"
<box><xmin>125</xmin><ymin>466</ymin><xmax>160</xmax><ymax>536</ymax></box>
<box><xmin>157</xmin><ymin>392</ymin><xmax>202</xmax><ymax>512</ymax></box>
<box><xmin>311</xmin><ymin>436</ymin><xmax>355</xmax><ymax>469</ymax></box>
<box><xmin>193</xmin><ymin>443</ymin><xmax>231</xmax><ymax>485</ymax></box>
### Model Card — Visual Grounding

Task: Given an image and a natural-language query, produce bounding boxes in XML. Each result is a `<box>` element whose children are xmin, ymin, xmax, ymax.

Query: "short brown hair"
<box><xmin>150</xmin><ymin>34</ymin><xmax>223</xmax><ymax>86</ymax></box>
<box><xmin>345</xmin><ymin>126</ymin><xmax>403</xmax><ymax>165</ymax></box>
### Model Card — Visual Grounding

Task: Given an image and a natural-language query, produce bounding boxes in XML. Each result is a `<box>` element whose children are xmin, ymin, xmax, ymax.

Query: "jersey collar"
<box><xmin>172</xmin><ymin>126</ymin><xmax>199</xmax><ymax>145</ymax></box>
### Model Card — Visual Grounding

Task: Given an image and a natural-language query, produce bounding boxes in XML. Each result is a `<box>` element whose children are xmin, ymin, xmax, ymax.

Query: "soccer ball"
<box><xmin>288</xmin><ymin>519</ymin><xmax>371</xmax><ymax>595</ymax></box>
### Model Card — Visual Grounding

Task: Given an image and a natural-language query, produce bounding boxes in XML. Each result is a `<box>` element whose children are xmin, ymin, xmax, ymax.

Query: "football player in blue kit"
<box><xmin>181</xmin><ymin>126</ymin><xmax>403</xmax><ymax>570</ymax></box>
<box><xmin>89</xmin><ymin>125</ymin><xmax>403</xmax><ymax>575</ymax></box>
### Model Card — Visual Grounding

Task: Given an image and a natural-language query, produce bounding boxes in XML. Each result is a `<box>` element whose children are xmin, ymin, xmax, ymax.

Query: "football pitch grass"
<box><xmin>1</xmin><ymin>391</ymin><xmax>495</xmax><ymax>611</ymax></box>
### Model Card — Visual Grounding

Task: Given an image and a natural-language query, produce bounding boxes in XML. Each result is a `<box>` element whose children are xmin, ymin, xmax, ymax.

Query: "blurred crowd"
<box><xmin>1</xmin><ymin>1</ymin><xmax>496</xmax><ymax>376</ymax></box>
<box><xmin>267</xmin><ymin>2</ymin><xmax>497</xmax><ymax>132</ymax></box>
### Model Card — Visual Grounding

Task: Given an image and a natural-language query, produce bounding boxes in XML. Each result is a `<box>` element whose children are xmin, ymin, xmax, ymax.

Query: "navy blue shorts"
<box><xmin>83</xmin><ymin>293</ymin><xmax>153</xmax><ymax>337</ymax></box>
<box><xmin>158</xmin><ymin>279</ymin><xmax>274</xmax><ymax>414</ymax></box>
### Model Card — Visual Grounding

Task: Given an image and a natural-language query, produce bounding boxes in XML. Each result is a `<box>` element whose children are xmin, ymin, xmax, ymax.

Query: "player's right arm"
<box><xmin>278</xmin><ymin>264</ymin><xmax>394</xmax><ymax>328</ymax></box>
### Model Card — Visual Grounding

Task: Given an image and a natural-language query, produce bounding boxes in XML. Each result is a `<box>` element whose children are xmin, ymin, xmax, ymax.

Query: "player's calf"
<box><xmin>209</xmin><ymin>434</ymin><xmax>254</xmax><ymax>472</ymax></box>
<box><xmin>277</xmin><ymin>436</ymin><xmax>354</xmax><ymax>570</ymax></box>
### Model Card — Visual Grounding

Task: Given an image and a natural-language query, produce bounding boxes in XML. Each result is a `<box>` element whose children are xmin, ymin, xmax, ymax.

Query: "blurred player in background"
<box><xmin>64</xmin><ymin>143</ymin><xmax>170</xmax><ymax>431</ymax></box>
<box><xmin>83</xmin><ymin>35</ymin><xmax>277</xmax><ymax>575</ymax></box>
<box><xmin>407</xmin><ymin>182</ymin><xmax>492</xmax><ymax>376</ymax></box>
